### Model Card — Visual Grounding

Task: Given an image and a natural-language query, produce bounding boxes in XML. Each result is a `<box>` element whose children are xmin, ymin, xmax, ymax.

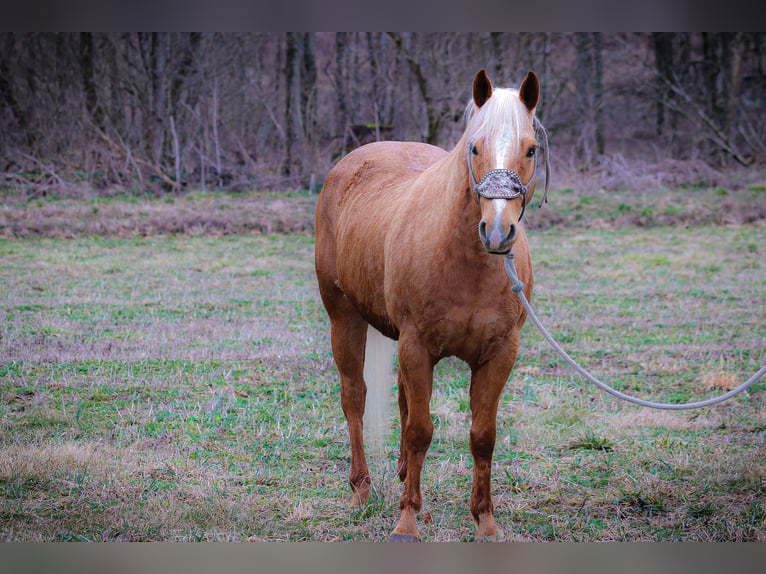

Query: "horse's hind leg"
<box><xmin>396</xmin><ymin>367</ymin><xmax>408</xmax><ymax>482</ymax></box>
<box><xmin>328</xmin><ymin>309</ymin><xmax>372</xmax><ymax>506</ymax></box>
<box><xmin>316</xmin><ymin>215</ymin><xmax>372</xmax><ymax>506</ymax></box>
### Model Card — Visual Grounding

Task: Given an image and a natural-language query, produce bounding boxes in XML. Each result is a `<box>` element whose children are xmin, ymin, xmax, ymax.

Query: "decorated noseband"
<box><xmin>466</xmin><ymin>142</ymin><xmax>536</xmax><ymax>222</ymax></box>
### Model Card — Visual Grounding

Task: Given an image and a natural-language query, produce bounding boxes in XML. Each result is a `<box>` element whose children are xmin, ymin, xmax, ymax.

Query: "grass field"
<box><xmin>1</xmin><ymin>190</ymin><xmax>765</xmax><ymax>541</ymax></box>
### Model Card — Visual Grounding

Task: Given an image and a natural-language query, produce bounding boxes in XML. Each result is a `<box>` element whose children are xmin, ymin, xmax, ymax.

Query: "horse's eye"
<box><xmin>526</xmin><ymin>146</ymin><xmax>537</xmax><ymax>158</ymax></box>
<box><xmin>470</xmin><ymin>144</ymin><xmax>479</xmax><ymax>156</ymax></box>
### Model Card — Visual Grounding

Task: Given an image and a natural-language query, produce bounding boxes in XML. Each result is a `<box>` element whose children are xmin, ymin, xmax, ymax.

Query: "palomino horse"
<box><xmin>315</xmin><ymin>69</ymin><xmax>547</xmax><ymax>541</ymax></box>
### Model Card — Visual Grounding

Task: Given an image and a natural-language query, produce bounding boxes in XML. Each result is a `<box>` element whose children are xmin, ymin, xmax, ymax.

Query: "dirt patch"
<box><xmin>0</xmin><ymin>194</ymin><xmax>318</xmax><ymax>239</ymax></box>
<box><xmin>2</xmin><ymin>157</ymin><xmax>766</xmax><ymax>239</ymax></box>
<box><xmin>3</xmin><ymin>189</ymin><xmax>764</xmax><ymax>239</ymax></box>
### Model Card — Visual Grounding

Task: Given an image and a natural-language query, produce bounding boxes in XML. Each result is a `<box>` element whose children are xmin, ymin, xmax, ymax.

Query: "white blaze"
<box><xmin>494</xmin><ymin>131</ymin><xmax>513</xmax><ymax>169</ymax></box>
<box><xmin>488</xmin><ymin>198</ymin><xmax>507</xmax><ymax>247</ymax></box>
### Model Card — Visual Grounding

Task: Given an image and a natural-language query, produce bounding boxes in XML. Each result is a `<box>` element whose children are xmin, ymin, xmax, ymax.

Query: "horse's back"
<box><xmin>317</xmin><ymin>141</ymin><xmax>447</xmax><ymax>226</ymax></box>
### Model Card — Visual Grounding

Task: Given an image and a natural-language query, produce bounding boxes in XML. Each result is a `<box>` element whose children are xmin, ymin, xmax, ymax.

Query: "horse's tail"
<box><xmin>363</xmin><ymin>325</ymin><xmax>396</xmax><ymax>455</ymax></box>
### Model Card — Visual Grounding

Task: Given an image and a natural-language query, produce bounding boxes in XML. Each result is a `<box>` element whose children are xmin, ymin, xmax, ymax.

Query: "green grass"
<box><xmin>530</xmin><ymin>184</ymin><xmax>764</xmax><ymax>229</ymax></box>
<box><xmin>1</xmin><ymin>219</ymin><xmax>765</xmax><ymax>541</ymax></box>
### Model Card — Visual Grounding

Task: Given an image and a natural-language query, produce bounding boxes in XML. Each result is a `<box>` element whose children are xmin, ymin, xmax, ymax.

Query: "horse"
<box><xmin>314</xmin><ymin>69</ymin><xmax>548</xmax><ymax>541</ymax></box>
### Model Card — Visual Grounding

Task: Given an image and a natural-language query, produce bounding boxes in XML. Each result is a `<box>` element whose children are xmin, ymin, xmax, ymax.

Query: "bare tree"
<box><xmin>651</xmin><ymin>33</ymin><xmax>753</xmax><ymax>166</ymax></box>
<box><xmin>387</xmin><ymin>32</ymin><xmax>445</xmax><ymax>144</ymax></box>
<box><xmin>283</xmin><ymin>32</ymin><xmax>299</xmax><ymax>176</ymax></box>
<box><xmin>79</xmin><ymin>32</ymin><xmax>103</xmax><ymax>130</ymax></box>
<box><xmin>652</xmin><ymin>32</ymin><xmax>674</xmax><ymax>136</ymax></box>
<box><xmin>0</xmin><ymin>34</ymin><xmax>31</xmax><ymax>151</ymax></box>
<box><xmin>335</xmin><ymin>32</ymin><xmax>350</xmax><ymax>154</ymax></box>
<box><xmin>575</xmin><ymin>32</ymin><xmax>596</xmax><ymax>166</ymax></box>
<box><xmin>2</xmin><ymin>33</ymin><xmax>765</xmax><ymax>197</ymax></box>
<box><xmin>592</xmin><ymin>32</ymin><xmax>604</xmax><ymax>155</ymax></box>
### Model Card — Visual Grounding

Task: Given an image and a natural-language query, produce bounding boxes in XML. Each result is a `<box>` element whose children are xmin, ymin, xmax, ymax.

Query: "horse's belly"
<box><xmin>335</xmin><ymin>209</ymin><xmax>399</xmax><ymax>338</ymax></box>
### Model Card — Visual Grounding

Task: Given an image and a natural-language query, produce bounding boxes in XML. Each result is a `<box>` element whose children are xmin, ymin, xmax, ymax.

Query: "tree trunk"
<box><xmin>79</xmin><ymin>32</ymin><xmax>103</xmax><ymax>130</ymax></box>
<box><xmin>170</xmin><ymin>32</ymin><xmax>201</xmax><ymax>113</ymax></box>
<box><xmin>701</xmin><ymin>32</ymin><xmax>745</xmax><ymax>165</ymax></box>
<box><xmin>490</xmin><ymin>32</ymin><xmax>505</xmax><ymax>84</ymax></box>
<box><xmin>336</xmin><ymin>32</ymin><xmax>349</xmax><ymax>151</ymax></box>
<box><xmin>538</xmin><ymin>32</ymin><xmax>552</xmax><ymax>122</ymax></box>
<box><xmin>727</xmin><ymin>33</ymin><xmax>745</xmax><ymax>146</ymax></box>
<box><xmin>151</xmin><ymin>32</ymin><xmax>167</xmax><ymax>166</ymax></box>
<box><xmin>301</xmin><ymin>32</ymin><xmax>317</xmax><ymax>144</ymax></box>
<box><xmin>283</xmin><ymin>32</ymin><xmax>299</xmax><ymax>176</ymax></box>
<box><xmin>575</xmin><ymin>32</ymin><xmax>595</xmax><ymax>167</ymax></box>
<box><xmin>592</xmin><ymin>32</ymin><xmax>604</xmax><ymax>155</ymax></box>
<box><xmin>0</xmin><ymin>33</ymin><xmax>31</xmax><ymax>147</ymax></box>
<box><xmin>652</xmin><ymin>32</ymin><xmax>673</xmax><ymax>136</ymax></box>
<box><xmin>387</xmin><ymin>31</ymin><xmax>441</xmax><ymax>144</ymax></box>
<box><xmin>702</xmin><ymin>33</ymin><xmax>725</xmax><ymax>146</ymax></box>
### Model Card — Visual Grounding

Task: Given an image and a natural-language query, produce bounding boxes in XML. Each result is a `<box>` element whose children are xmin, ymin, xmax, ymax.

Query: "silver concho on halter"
<box><xmin>466</xmin><ymin>143</ymin><xmax>533</xmax><ymax>221</ymax></box>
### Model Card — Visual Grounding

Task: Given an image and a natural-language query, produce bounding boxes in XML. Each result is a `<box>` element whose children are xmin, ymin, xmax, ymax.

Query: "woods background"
<box><xmin>1</xmin><ymin>32</ymin><xmax>764</xmax><ymax>197</ymax></box>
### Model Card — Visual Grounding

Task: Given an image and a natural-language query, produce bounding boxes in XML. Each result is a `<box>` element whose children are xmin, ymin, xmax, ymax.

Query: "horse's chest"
<box><xmin>415</xmin><ymin>298</ymin><xmax>517</xmax><ymax>362</ymax></box>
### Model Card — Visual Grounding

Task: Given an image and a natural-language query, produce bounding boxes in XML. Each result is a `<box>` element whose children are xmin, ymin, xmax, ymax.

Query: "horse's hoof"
<box><xmin>476</xmin><ymin>531</ymin><xmax>504</xmax><ymax>542</ymax></box>
<box><xmin>388</xmin><ymin>533</ymin><xmax>420</xmax><ymax>543</ymax></box>
<box><xmin>348</xmin><ymin>488</ymin><xmax>370</xmax><ymax>508</ymax></box>
<box><xmin>476</xmin><ymin>512</ymin><xmax>503</xmax><ymax>541</ymax></box>
<box><xmin>476</xmin><ymin>526</ymin><xmax>504</xmax><ymax>542</ymax></box>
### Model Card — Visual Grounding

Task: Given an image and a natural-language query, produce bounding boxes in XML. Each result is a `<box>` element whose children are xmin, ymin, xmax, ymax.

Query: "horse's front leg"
<box><xmin>390</xmin><ymin>333</ymin><xmax>435</xmax><ymax>542</ymax></box>
<box><xmin>469</xmin><ymin>338</ymin><xmax>518</xmax><ymax>540</ymax></box>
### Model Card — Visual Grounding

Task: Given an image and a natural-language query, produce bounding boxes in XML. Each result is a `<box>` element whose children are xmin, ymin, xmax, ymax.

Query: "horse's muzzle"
<box><xmin>479</xmin><ymin>220</ymin><xmax>517</xmax><ymax>254</ymax></box>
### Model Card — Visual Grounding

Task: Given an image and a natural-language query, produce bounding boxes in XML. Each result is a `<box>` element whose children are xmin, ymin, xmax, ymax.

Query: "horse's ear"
<box><xmin>519</xmin><ymin>70</ymin><xmax>539</xmax><ymax>112</ymax></box>
<box><xmin>472</xmin><ymin>68</ymin><xmax>493</xmax><ymax>109</ymax></box>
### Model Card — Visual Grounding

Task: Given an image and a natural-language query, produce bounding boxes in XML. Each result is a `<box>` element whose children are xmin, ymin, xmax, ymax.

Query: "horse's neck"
<box><xmin>436</xmin><ymin>145</ymin><xmax>481</xmax><ymax>248</ymax></box>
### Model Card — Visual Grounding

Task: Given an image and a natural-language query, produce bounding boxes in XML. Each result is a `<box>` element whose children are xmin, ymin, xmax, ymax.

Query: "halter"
<box><xmin>466</xmin><ymin>142</ymin><xmax>536</xmax><ymax>222</ymax></box>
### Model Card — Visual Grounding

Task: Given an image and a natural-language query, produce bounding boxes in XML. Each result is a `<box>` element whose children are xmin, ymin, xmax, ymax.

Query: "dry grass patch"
<box><xmin>703</xmin><ymin>371</ymin><xmax>739</xmax><ymax>391</ymax></box>
<box><xmin>0</xmin><ymin>192</ymin><xmax>317</xmax><ymax>239</ymax></box>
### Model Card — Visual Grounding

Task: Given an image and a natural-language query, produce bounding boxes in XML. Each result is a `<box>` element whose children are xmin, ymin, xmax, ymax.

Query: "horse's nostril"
<box><xmin>479</xmin><ymin>220</ymin><xmax>516</xmax><ymax>251</ymax></box>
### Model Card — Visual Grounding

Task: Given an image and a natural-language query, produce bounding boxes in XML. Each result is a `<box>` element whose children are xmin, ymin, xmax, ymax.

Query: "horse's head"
<box><xmin>466</xmin><ymin>69</ymin><xmax>546</xmax><ymax>254</ymax></box>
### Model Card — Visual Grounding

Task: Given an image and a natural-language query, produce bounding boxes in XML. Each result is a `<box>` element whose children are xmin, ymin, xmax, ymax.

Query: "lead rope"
<box><xmin>504</xmin><ymin>250</ymin><xmax>766</xmax><ymax>410</ymax></box>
